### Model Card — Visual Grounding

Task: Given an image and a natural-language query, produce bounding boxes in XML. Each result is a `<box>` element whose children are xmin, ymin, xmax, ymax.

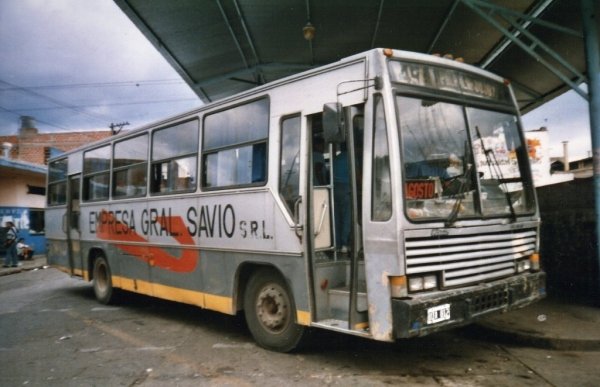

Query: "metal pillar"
<box><xmin>581</xmin><ymin>0</ymin><xmax>600</xmax><ymax>302</ymax></box>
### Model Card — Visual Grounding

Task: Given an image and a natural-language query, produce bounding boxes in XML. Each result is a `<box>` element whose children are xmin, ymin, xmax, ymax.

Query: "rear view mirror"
<box><xmin>323</xmin><ymin>103</ymin><xmax>345</xmax><ymax>143</ymax></box>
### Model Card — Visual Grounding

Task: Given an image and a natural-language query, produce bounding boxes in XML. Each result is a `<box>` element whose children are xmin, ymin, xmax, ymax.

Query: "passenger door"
<box><xmin>66</xmin><ymin>175</ymin><xmax>83</xmax><ymax>276</ymax></box>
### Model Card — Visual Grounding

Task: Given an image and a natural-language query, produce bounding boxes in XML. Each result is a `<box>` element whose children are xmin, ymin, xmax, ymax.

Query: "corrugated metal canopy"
<box><xmin>114</xmin><ymin>0</ymin><xmax>594</xmax><ymax>113</ymax></box>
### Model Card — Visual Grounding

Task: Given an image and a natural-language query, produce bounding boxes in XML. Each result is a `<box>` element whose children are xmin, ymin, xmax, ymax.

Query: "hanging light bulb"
<box><xmin>303</xmin><ymin>21</ymin><xmax>315</xmax><ymax>41</ymax></box>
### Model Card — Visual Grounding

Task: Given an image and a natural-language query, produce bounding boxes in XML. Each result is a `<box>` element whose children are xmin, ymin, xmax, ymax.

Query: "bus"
<box><xmin>46</xmin><ymin>48</ymin><xmax>545</xmax><ymax>352</ymax></box>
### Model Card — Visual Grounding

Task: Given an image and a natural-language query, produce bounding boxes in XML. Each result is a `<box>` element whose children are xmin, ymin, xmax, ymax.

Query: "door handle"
<box><xmin>293</xmin><ymin>197</ymin><xmax>303</xmax><ymax>238</ymax></box>
<box><xmin>315</xmin><ymin>200</ymin><xmax>328</xmax><ymax>236</ymax></box>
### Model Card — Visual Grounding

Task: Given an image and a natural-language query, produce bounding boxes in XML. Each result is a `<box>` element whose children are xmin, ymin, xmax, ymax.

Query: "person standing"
<box><xmin>3</xmin><ymin>221</ymin><xmax>19</xmax><ymax>268</ymax></box>
<box><xmin>333</xmin><ymin>144</ymin><xmax>351</xmax><ymax>253</ymax></box>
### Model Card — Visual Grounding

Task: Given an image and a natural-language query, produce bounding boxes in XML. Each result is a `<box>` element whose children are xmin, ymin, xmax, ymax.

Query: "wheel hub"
<box><xmin>256</xmin><ymin>285</ymin><xmax>288</xmax><ymax>331</ymax></box>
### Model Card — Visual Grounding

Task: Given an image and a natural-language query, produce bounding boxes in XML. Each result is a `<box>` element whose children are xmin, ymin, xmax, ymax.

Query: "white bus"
<box><xmin>46</xmin><ymin>48</ymin><xmax>545</xmax><ymax>352</ymax></box>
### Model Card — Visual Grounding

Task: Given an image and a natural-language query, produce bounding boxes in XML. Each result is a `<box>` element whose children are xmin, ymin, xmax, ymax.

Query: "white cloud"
<box><xmin>0</xmin><ymin>0</ymin><xmax>200</xmax><ymax>135</ymax></box>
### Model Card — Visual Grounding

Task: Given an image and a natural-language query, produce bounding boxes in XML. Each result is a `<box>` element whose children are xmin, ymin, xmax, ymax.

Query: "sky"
<box><xmin>0</xmin><ymin>0</ymin><xmax>593</xmax><ymax>161</ymax></box>
<box><xmin>0</xmin><ymin>0</ymin><xmax>201</xmax><ymax>137</ymax></box>
<box><xmin>521</xmin><ymin>86</ymin><xmax>592</xmax><ymax>160</ymax></box>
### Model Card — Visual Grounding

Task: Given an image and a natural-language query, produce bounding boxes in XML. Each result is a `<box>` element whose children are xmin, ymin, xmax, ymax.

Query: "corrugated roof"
<box><xmin>114</xmin><ymin>0</ymin><xmax>594</xmax><ymax>113</ymax></box>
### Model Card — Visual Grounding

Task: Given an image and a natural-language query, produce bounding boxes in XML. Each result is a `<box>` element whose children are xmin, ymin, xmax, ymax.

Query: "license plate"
<box><xmin>427</xmin><ymin>304</ymin><xmax>451</xmax><ymax>324</ymax></box>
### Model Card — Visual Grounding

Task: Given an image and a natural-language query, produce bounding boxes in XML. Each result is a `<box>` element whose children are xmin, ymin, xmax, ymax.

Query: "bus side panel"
<box><xmin>45</xmin><ymin>207</ymin><xmax>70</xmax><ymax>273</ymax></box>
<box><xmin>77</xmin><ymin>201</ymin><xmax>152</xmax><ymax>286</ymax></box>
<box><xmin>200</xmin><ymin>250</ymin><xmax>308</xmax><ymax>315</ymax></box>
<box><xmin>74</xmin><ymin>241</ymin><xmax>309</xmax><ymax>319</ymax></box>
<box><xmin>268</xmin><ymin>59</ymin><xmax>368</xmax><ymax>117</ymax></box>
<box><xmin>74</xmin><ymin>191</ymin><xmax>310</xmax><ymax>319</ymax></box>
<box><xmin>142</xmin><ymin>191</ymin><xmax>308</xmax><ymax>316</ymax></box>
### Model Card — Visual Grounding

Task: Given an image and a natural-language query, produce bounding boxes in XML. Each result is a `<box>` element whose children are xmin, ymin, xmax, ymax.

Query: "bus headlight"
<box><xmin>408</xmin><ymin>274</ymin><xmax>438</xmax><ymax>292</ymax></box>
<box><xmin>516</xmin><ymin>259</ymin><xmax>531</xmax><ymax>273</ymax></box>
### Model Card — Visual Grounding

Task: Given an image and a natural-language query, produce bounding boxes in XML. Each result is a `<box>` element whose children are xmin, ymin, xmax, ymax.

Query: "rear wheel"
<box><xmin>92</xmin><ymin>255</ymin><xmax>116</xmax><ymax>304</ymax></box>
<box><xmin>244</xmin><ymin>268</ymin><xmax>306</xmax><ymax>352</ymax></box>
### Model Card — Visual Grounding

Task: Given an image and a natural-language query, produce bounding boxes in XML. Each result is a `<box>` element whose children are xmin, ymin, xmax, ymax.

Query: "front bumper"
<box><xmin>392</xmin><ymin>271</ymin><xmax>546</xmax><ymax>338</ymax></box>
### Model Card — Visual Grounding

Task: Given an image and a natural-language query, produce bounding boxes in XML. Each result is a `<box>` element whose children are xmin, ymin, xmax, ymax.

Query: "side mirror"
<box><xmin>323</xmin><ymin>103</ymin><xmax>345</xmax><ymax>144</ymax></box>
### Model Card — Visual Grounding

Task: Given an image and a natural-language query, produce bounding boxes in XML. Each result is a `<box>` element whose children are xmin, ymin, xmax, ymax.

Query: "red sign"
<box><xmin>405</xmin><ymin>180</ymin><xmax>436</xmax><ymax>199</ymax></box>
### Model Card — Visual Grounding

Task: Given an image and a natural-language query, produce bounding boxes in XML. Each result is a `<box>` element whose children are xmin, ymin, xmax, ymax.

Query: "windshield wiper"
<box><xmin>474</xmin><ymin>125</ymin><xmax>517</xmax><ymax>222</ymax></box>
<box><xmin>444</xmin><ymin>163</ymin><xmax>473</xmax><ymax>227</ymax></box>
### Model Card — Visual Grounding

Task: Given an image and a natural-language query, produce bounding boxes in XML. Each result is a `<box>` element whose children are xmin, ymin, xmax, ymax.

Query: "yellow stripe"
<box><xmin>203</xmin><ymin>292</ymin><xmax>235</xmax><ymax>314</ymax></box>
<box><xmin>113</xmin><ymin>275</ymin><xmax>235</xmax><ymax>315</ymax></box>
<box><xmin>115</xmin><ymin>276</ymin><xmax>154</xmax><ymax>296</ymax></box>
<box><xmin>51</xmin><ymin>264</ymin><xmax>86</xmax><ymax>279</ymax></box>
<box><xmin>52</xmin><ymin>265</ymin><xmax>309</xmax><ymax>322</ymax></box>
<box><xmin>296</xmin><ymin>310</ymin><xmax>311</xmax><ymax>326</ymax></box>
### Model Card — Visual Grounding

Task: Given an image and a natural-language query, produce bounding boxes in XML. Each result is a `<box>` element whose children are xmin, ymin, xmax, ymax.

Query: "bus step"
<box><xmin>312</xmin><ymin>319</ymin><xmax>371</xmax><ymax>336</ymax></box>
<box><xmin>328</xmin><ymin>286</ymin><xmax>368</xmax><ymax>318</ymax></box>
<box><xmin>317</xmin><ymin>319</ymin><xmax>349</xmax><ymax>329</ymax></box>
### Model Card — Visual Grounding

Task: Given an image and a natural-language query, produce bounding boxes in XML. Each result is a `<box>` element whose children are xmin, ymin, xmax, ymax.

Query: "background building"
<box><xmin>0</xmin><ymin>116</ymin><xmax>111</xmax><ymax>257</ymax></box>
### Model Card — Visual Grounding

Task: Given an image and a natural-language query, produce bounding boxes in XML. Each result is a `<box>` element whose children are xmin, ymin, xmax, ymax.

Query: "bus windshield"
<box><xmin>397</xmin><ymin>95</ymin><xmax>535</xmax><ymax>221</ymax></box>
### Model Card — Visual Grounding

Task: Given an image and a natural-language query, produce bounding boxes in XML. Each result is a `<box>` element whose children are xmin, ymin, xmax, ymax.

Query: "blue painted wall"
<box><xmin>0</xmin><ymin>206</ymin><xmax>46</xmax><ymax>256</ymax></box>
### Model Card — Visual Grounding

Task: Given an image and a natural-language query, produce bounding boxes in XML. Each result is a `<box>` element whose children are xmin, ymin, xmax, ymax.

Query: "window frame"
<box><xmin>371</xmin><ymin>94</ymin><xmax>393</xmax><ymax>221</ymax></box>
<box><xmin>395</xmin><ymin>91</ymin><xmax>536</xmax><ymax>223</ymax></box>
<box><xmin>150</xmin><ymin>119</ymin><xmax>200</xmax><ymax>196</ymax></box>
<box><xmin>201</xmin><ymin>97</ymin><xmax>270</xmax><ymax>191</ymax></box>
<box><xmin>82</xmin><ymin>145</ymin><xmax>111</xmax><ymax>202</ymax></box>
<box><xmin>278</xmin><ymin>114</ymin><xmax>302</xmax><ymax>214</ymax></box>
<box><xmin>47</xmin><ymin>157</ymin><xmax>68</xmax><ymax>206</ymax></box>
<box><xmin>112</xmin><ymin>133</ymin><xmax>149</xmax><ymax>199</ymax></box>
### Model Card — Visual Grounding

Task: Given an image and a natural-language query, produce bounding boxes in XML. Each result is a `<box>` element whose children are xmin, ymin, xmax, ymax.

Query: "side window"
<box><xmin>113</xmin><ymin>134</ymin><xmax>148</xmax><ymax>198</ymax></box>
<box><xmin>202</xmin><ymin>98</ymin><xmax>269</xmax><ymax>189</ymax></box>
<box><xmin>29</xmin><ymin>209</ymin><xmax>45</xmax><ymax>234</ymax></box>
<box><xmin>83</xmin><ymin>145</ymin><xmax>111</xmax><ymax>201</ymax></box>
<box><xmin>47</xmin><ymin>158</ymin><xmax>68</xmax><ymax>205</ymax></box>
<box><xmin>279</xmin><ymin>115</ymin><xmax>301</xmax><ymax>212</ymax></box>
<box><xmin>151</xmin><ymin>120</ymin><xmax>199</xmax><ymax>194</ymax></box>
<box><xmin>372</xmin><ymin>95</ymin><xmax>392</xmax><ymax>221</ymax></box>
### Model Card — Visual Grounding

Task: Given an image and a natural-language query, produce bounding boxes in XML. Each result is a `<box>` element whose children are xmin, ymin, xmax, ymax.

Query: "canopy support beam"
<box><xmin>462</xmin><ymin>0</ymin><xmax>588</xmax><ymax>100</ymax></box>
<box><xmin>581</xmin><ymin>0</ymin><xmax>600</xmax><ymax>303</ymax></box>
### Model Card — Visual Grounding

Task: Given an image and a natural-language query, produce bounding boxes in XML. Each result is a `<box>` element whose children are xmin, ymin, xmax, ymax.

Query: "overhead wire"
<box><xmin>0</xmin><ymin>78</ymin><xmax>113</xmax><ymax>124</ymax></box>
<box><xmin>0</xmin><ymin>79</ymin><xmax>185</xmax><ymax>91</ymax></box>
<box><xmin>0</xmin><ymin>78</ymin><xmax>199</xmax><ymax>133</ymax></box>
<box><xmin>9</xmin><ymin>98</ymin><xmax>199</xmax><ymax>112</ymax></box>
<box><xmin>0</xmin><ymin>105</ymin><xmax>69</xmax><ymax>131</ymax></box>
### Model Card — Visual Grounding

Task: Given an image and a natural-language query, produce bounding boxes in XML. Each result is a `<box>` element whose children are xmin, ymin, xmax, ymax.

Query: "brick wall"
<box><xmin>0</xmin><ymin>131</ymin><xmax>112</xmax><ymax>165</ymax></box>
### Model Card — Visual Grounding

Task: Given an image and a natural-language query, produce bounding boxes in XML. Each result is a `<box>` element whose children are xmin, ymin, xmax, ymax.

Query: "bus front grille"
<box><xmin>405</xmin><ymin>228</ymin><xmax>537</xmax><ymax>288</ymax></box>
<box><xmin>469</xmin><ymin>289</ymin><xmax>510</xmax><ymax>315</ymax></box>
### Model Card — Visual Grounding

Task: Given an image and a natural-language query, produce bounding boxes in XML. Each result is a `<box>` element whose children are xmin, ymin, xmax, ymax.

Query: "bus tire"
<box><xmin>92</xmin><ymin>255</ymin><xmax>116</xmax><ymax>305</ymax></box>
<box><xmin>243</xmin><ymin>268</ymin><xmax>306</xmax><ymax>352</ymax></box>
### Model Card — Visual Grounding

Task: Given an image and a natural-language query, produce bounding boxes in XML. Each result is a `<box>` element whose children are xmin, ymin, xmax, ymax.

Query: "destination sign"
<box><xmin>405</xmin><ymin>180</ymin><xmax>436</xmax><ymax>200</ymax></box>
<box><xmin>389</xmin><ymin>60</ymin><xmax>511</xmax><ymax>103</ymax></box>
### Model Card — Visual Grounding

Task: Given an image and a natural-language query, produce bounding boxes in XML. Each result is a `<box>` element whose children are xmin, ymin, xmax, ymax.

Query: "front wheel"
<box><xmin>244</xmin><ymin>268</ymin><xmax>306</xmax><ymax>352</ymax></box>
<box><xmin>92</xmin><ymin>255</ymin><xmax>116</xmax><ymax>304</ymax></box>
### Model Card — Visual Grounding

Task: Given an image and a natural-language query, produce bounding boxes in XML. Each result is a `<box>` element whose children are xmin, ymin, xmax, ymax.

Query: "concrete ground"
<box><xmin>2</xmin><ymin>256</ymin><xmax>599</xmax><ymax>352</ymax></box>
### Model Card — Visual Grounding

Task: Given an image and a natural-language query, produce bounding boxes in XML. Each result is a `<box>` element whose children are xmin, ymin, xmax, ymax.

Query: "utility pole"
<box><xmin>109</xmin><ymin>121</ymin><xmax>130</xmax><ymax>135</ymax></box>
